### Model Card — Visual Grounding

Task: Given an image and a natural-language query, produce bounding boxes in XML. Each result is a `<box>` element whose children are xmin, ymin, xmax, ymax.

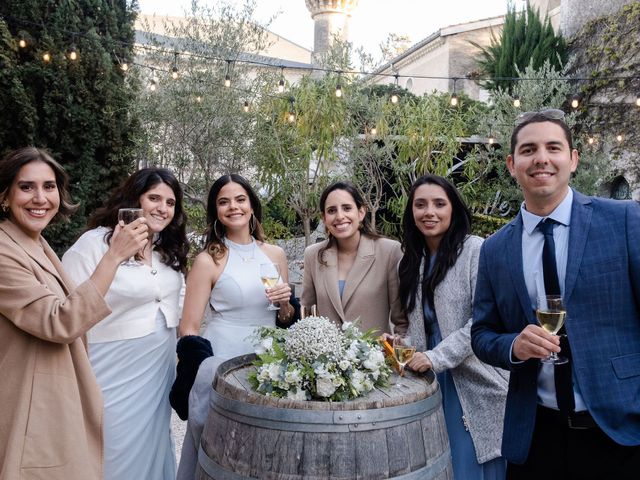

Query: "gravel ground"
<box><xmin>171</xmin><ymin>411</ymin><xmax>186</xmax><ymax>464</ymax></box>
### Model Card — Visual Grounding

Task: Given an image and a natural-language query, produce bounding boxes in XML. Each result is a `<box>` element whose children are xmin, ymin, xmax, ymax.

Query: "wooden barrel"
<box><xmin>197</xmin><ymin>354</ymin><xmax>452</xmax><ymax>480</ymax></box>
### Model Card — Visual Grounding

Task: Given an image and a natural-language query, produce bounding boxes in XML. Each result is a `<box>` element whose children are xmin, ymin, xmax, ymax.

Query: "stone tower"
<box><xmin>305</xmin><ymin>0</ymin><xmax>359</xmax><ymax>64</ymax></box>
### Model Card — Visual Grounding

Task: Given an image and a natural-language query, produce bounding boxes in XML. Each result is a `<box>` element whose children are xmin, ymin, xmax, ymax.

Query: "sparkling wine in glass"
<box><xmin>117</xmin><ymin>208</ymin><xmax>143</xmax><ymax>267</ymax></box>
<box><xmin>260</xmin><ymin>263</ymin><xmax>281</xmax><ymax>311</ymax></box>
<box><xmin>536</xmin><ymin>294</ymin><xmax>568</xmax><ymax>365</ymax></box>
<box><xmin>393</xmin><ymin>334</ymin><xmax>415</xmax><ymax>378</ymax></box>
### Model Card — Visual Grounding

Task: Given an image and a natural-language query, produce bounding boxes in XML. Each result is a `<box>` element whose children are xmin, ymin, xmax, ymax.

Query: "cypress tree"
<box><xmin>0</xmin><ymin>1</ymin><xmax>140</xmax><ymax>252</ymax></box>
<box><xmin>474</xmin><ymin>3</ymin><xmax>567</xmax><ymax>92</ymax></box>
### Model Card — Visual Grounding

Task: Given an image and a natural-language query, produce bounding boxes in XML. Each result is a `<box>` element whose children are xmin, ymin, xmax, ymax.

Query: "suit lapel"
<box><xmin>0</xmin><ymin>220</ymin><xmax>66</xmax><ymax>288</ymax></box>
<box><xmin>564</xmin><ymin>191</ymin><xmax>592</xmax><ymax>302</ymax></box>
<box><xmin>341</xmin><ymin>235</ymin><xmax>375</xmax><ymax>309</ymax></box>
<box><xmin>321</xmin><ymin>246</ymin><xmax>345</xmax><ymax>322</ymax></box>
<box><xmin>506</xmin><ymin>215</ymin><xmax>536</xmax><ymax>324</ymax></box>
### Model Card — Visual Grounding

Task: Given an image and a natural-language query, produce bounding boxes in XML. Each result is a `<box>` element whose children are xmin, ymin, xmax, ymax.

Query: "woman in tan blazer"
<box><xmin>302</xmin><ymin>181</ymin><xmax>407</xmax><ymax>335</ymax></box>
<box><xmin>0</xmin><ymin>147</ymin><xmax>148</xmax><ymax>480</ymax></box>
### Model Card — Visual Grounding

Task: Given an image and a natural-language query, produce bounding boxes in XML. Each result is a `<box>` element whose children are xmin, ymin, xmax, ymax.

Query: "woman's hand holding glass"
<box><xmin>110</xmin><ymin>217</ymin><xmax>149</xmax><ymax>265</ymax></box>
<box><xmin>265</xmin><ymin>279</ymin><xmax>292</xmax><ymax>310</ymax></box>
<box><xmin>407</xmin><ymin>351</ymin><xmax>432</xmax><ymax>373</ymax></box>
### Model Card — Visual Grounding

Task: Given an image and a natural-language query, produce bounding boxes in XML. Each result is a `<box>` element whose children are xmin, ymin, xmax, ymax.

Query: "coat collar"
<box><xmin>505</xmin><ymin>213</ymin><xmax>537</xmax><ymax>325</ymax></box>
<box><xmin>564</xmin><ymin>190</ymin><xmax>592</xmax><ymax>301</ymax></box>
<box><xmin>321</xmin><ymin>234</ymin><xmax>377</xmax><ymax>322</ymax></box>
<box><xmin>0</xmin><ymin>219</ymin><xmax>68</xmax><ymax>289</ymax></box>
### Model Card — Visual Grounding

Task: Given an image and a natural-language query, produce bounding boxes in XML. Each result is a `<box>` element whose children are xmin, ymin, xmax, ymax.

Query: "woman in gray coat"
<box><xmin>398</xmin><ymin>175</ymin><xmax>508</xmax><ymax>480</ymax></box>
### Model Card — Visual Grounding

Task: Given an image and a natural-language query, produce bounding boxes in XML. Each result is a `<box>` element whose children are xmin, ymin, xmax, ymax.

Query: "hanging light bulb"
<box><xmin>149</xmin><ymin>69</ymin><xmax>158</xmax><ymax>91</ymax></box>
<box><xmin>18</xmin><ymin>38</ymin><xmax>27</xmax><ymax>48</ymax></box>
<box><xmin>391</xmin><ymin>93</ymin><xmax>399</xmax><ymax>104</ymax></box>
<box><xmin>171</xmin><ymin>66</ymin><xmax>179</xmax><ymax>79</ymax></box>
<box><xmin>488</xmin><ymin>136</ymin><xmax>495</xmax><ymax>145</ymax></box>
<box><xmin>278</xmin><ymin>78</ymin><xmax>285</xmax><ymax>93</ymax></box>
<box><xmin>196</xmin><ymin>95</ymin><xmax>202</xmax><ymax>103</ymax></box>
<box><xmin>149</xmin><ymin>82</ymin><xmax>156</xmax><ymax>92</ymax></box>
<box><xmin>450</xmin><ymin>93</ymin><xmax>458</xmax><ymax>107</ymax></box>
<box><xmin>616</xmin><ymin>134</ymin><xmax>623</xmax><ymax>142</ymax></box>
<box><xmin>335</xmin><ymin>83</ymin><xmax>342</xmax><ymax>98</ymax></box>
<box><xmin>224</xmin><ymin>74</ymin><xmax>231</xmax><ymax>88</ymax></box>
<box><xmin>243</xmin><ymin>100</ymin><xmax>249</xmax><ymax>112</ymax></box>
<box><xmin>636</xmin><ymin>95</ymin><xmax>640</xmax><ymax>107</ymax></box>
<box><xmin>513</xmin><ymin>95</ymin><xmax>521</xmax><ymax>108</ymax></box>
<box><xmin>287</xmin><ymin>97</ymin><xmax>295</xmax><ymax>123</ymax></box>
<box><xmin>120</xmin><ymin>62</ymin><xmax>129</xmax><ymax>71</ymax></box>
<box><xmin>68</xmin><ymin>45</ymin><xmax>78</xmax><ymax>61</ymax></box>
<box><xmin>570</xmin><ymin>94</ymin><xmax>580</xmax><ymax>109</ymax></box>
<box><xmin>42</xmin><ymin>52</ymin><xmax>51</xmax><ymax>62</ymax></box>
<box><xmin>370</xmin><ymin>127</ymin><xmax>377</xmax><ymax>136</ymax></box>
<box><xmin>587</xmin><ymin>136</ymin><xmax>595</xmax><ymax>145</ymax></box>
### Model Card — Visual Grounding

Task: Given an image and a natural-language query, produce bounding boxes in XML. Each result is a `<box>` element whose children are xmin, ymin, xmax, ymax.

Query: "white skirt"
<box><xmin>90</xmin><ymin>311</ymin><xmax>177</xmax><ymax>480</ymax></box>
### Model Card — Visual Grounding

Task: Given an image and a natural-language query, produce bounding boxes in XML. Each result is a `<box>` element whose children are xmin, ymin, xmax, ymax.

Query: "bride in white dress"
<box><xmin>176</xmin><ymin>174</ymin><xmax>295</xmax><ymax>479</ymax></box>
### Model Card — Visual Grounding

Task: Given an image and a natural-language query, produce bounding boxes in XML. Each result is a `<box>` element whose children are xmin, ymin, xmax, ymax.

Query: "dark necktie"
<box><xmin>537</xmin><ymin>218</ymin><xmax>575</xmax><ymax>413</ymax></box>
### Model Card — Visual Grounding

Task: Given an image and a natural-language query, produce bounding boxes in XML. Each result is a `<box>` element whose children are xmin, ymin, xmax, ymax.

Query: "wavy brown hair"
<box><xmin>0</xmin><ymin>147</ymin><xmax>78</xmax><ymax>223</ymax></box>
<box><xmin>87</xmin><ymin>168</ymin><xmax>188</xmax><ymax>273</ymax></box>
<box><xmin>317</xmin><ymin>181</ymin><xmax>380</xmax><ymax>266</ymax></box>
<box><xmin>203</xmin><ymin>174</ymin><xmax>265</xmax><ymax>264</ymax></box>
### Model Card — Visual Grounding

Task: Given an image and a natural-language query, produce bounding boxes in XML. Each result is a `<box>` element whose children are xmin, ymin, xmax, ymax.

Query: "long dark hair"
<box><xmin>87</xmin><ymin>168</ymin><xmax>188</xmax><ymax>273</ymax></box>
<box><xmin>399</xmin><ymin>175</ymin><xmax>471</xmax><ymax>312</ymax></box>
<box><xmin>317</xmin><ymin>180</ymin><xmax>380</xmax><ymax>265</ymax></box>
<box><xmin>0</xmin><ymin>147</ymin><xmax>78</xmax><ymax>223</ymax></box>
<box><xmin>203</xmin><ymin>174</ymin><xmax>265</xmax><ymax>263</ymax></box>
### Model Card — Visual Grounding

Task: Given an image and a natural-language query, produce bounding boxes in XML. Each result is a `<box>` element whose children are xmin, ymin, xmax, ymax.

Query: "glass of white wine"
<box><xmin>393</xmin><ymin>334</ymin><xmax>415</xmax><ymax>378</ymax></box>
<box><xmin>536</xmin><ymin>294</ymin><xmax>568</xmax><ymax>365</ymax></box>
<box><xmin>259</xmin><ymin>263</ymin><xmax>281</xmax><ymax>311</ymax></box>
<box><xmin>117</xmin><ymin>208</ymin><xmax>144</xmax><ymax>267</ymax></box>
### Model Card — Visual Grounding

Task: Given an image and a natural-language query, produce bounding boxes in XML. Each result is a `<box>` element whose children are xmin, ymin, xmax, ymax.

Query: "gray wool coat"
<box><xmin>406</xmin><ymin>235</ymin><xmax>509</xmax><ymax>464</ymax></box>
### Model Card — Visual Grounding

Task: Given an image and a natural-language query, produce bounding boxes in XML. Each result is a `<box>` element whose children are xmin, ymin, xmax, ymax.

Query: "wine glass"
<box><xmin>117</xmin><ymin>208</ymin><xmax>144</xmax><ymax>267</ymax></box>
<box><xmin>259</xmin><ymin>263</ymin><xmax>281</xmax><ymax>311</ymax></box>
<box><xmin>536</xmin><ymin>294</ymin><xmax>568</xmax><ymax>365</ymax></box>
<box><xmin>393</xmin><ymin>334</ymin><xmax>415</xmax><ymax>378</ymax></box>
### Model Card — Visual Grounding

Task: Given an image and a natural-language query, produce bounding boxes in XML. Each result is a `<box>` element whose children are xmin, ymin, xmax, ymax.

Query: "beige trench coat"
<box><xmin>0</xmin><ymin>220</ymin><xmax>111</xmax><ymax>480</ymax></box>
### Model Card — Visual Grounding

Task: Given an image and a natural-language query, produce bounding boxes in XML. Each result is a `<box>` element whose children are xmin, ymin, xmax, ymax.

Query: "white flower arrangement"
<box><xmin>248</xmin><ymin>316</ymin><xmax>391</xmax><ymax>401</ymax></box>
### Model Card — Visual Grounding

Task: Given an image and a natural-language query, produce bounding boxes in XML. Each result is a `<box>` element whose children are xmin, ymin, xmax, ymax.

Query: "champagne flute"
<box><xmin>117</xmin><ymin>208</ymin><xmax>144</xmax><ymax>267</ymax></box>
<box><xmin>393</xmin><ymin>334</ymin><xmax>416</xmax><ymax>378</ymax></box>
<box><xmin>260</xmin><ymin>263</ymin><xmax>281</xmax><ymax>311</ymax></box>
<box><xmin>536</xmin><ymin>294</ymin><xmax>568</xmax><ymax>365</ymax></box>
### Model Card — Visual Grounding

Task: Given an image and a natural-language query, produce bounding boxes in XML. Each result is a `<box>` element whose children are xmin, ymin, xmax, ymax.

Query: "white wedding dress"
<box><xmin>176</xmin><ymin>239</ymin><xmax>276</xmax><ymax>479</ymax></box>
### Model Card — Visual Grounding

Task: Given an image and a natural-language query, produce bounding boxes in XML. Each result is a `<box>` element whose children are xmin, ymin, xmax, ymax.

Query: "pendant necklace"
<box><xmin>227</xmin><ymin>238</ymin><xmax>256</xmax><ymax>262</ymax></box>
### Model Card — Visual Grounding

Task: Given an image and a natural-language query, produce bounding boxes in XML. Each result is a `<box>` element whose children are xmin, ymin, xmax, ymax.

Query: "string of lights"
<box><xmin>3</xmin><ymin>14</ymin><xmax>638</xmax><ymax>144</ymax></box>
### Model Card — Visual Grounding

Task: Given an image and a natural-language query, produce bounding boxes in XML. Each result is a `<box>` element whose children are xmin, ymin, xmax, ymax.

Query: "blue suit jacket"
<box><xmin>471</xmin><ymin>190</ymin><xmax>640</xmax><ymax>464</ymax></box>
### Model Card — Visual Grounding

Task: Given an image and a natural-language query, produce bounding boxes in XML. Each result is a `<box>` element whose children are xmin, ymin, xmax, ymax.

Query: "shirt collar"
<box><xmin>521</xmin><ymin>188</ymin><xmax>573</xmax><ymax>235</ymax></box>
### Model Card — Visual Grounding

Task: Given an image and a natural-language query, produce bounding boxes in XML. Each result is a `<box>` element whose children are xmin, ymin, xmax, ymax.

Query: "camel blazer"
<box><xmin>302</xmin><ymin>235</ymin><xmax>408</xmax><ymax>335</ymax></box>
<box><xmin>0</xmin><ymin>220</ymin><xmax>111</xmax><ymax>480</ymax></box>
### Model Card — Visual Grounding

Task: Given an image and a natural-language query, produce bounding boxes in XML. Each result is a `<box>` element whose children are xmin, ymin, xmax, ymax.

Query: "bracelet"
<box><xmin>277</xmin><ymin>303</ymin><xmax>294</xmax><ymax>322</ymax></box>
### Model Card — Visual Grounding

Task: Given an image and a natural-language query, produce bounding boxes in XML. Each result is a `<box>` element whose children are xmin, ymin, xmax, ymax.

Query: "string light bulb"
<box><xmin>390</xmin><ymin>74</ymin><xmax>400</xmax><ymax>104</ymax></box>
<box><xmin>18</xmin><ymin>38</ymin><xmax>27</xmax><ymax>48</ymax></box>
<box><xmin>587</xmin><ymin>136</ymin><xmax>595</xmax><ymax>145</ymax></box>
<box><xmin>287</xmin><ymin>97</ymin><xmax>295</xmax><ymax>123</ymax></box>
<box><xmin>616</xmin><ymin>134</ymin><xmax>623</xmax><ymax>142</ymax></box>
<box><xmin>68</xmin><ymin>45</ymin><xmax>78</xmax><ymax>61</ymax></box>
<box><xmin>335</xmin><ymin>83</ymin><xmax>342</xmax><ymax>98</ymax></box>
<box><xmin>636</xmin><ymin>95</ymin><xmax>640</xmax><ymax>107</ymax></box>
<box><xmin>570</xmin><ymin>94</ymin><xmax>580</xmax><ymax>109</ymax></box>
<box><xmin>391</xmin><ymin>93</ymin><xmax>399</xmax><ymax>104</ymax></box>
<box><xmin>243</xmin><ymin>100</ymin><xmax>249</xmax><ymax>112</ymax></box>
<box><xmin>171</xmin><ymin>66</ymin><xmax>179</xmax><ymax>79</ymax></box>
<box><xmin>42</xmin><ymin>52</ymin><xmax>51</xmax><ymax>62</ymax></box>
<box><xmin>370</xmin><ymin>127</ymin><xmax>377</xmax><ymax>136</ymax></box>
<box><xmin>224</xmin><ymin>74</ymin><xmax>231</xmax><ymax>88</ymax></box>
<box><xmin>450</xmin><ymin>93</ymin><xmax>458</xmax><ymax>107</ymax></box>
<box><xmin>513</xmin><ymin>95</ymin><xmax>521</xmax><ymax>108</ymax></box>
<box><xmin>120</xmin><ymin>62</ymin><xmax>129</xmax><ymax>71</ymax></box>
<box><xmin>196</xmin><ymin>95</ymin><xmax>202</xmax><ymax>103</ymax></box>
<box><xmin>278</xmin><ymin>78</ymin><xmax>285</xmax><ymax>93</ymax></box>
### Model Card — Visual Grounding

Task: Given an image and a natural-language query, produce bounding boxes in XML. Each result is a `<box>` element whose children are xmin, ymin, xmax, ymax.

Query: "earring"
<box><xmin>249</xmin><ymin>213</ymin><xmax>257</xmax><ymax>234</ymax></box>
<box><xmin>1</xmin><ymin>200</ymin><xmax>8</xmax><ymax>212</ymax></box>
<box><xmin>213</xmin><ymin>219</ymin><xmax>224</xmax><ymax>238</ymax></box>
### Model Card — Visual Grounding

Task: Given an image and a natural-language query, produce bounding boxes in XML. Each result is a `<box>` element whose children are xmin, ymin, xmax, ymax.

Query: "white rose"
<box><xmin>255</xmin><ymin>336</ymin><xmax>274</xmax><ymax>355</ymax></box>
<box><xmin>287</xmin><ymin>388</ymin><xmax>308</xmax><ymax>401</ymax></box>
<box><xmin>267</xmin><ymin>362</ymin><xmax>282</xmax><ymax>381</ymax></box>
<box><xmin>363</xmin><ymin>349</ymin><xmax>385</xmax><ymax>370</ymax></box>
<box><xmin>351</xmin><ymin>370</ymin><xmax>366</xmax><ymax>393</ymax></box>
<box><xmin>316</xmin><ymin>377</ymin><xmax>337</xmax><ymax>397</ymax></box>
<box><xmin>257</xmin><ymin>365</ymin><xmax>271</xmax><ymax>382</ymax></box>
<box><xmin>338</xmin><ymin>360</ymin><xmax>351</xmax><ymax>371</ymax></box>
<box><xmin>341</xmin><ymin>321</ymin><xmax>353</xmax><ymax>331</ymax></box>
<box><xmin>284</xmin><ymin>369</ymin><xmax>302</xmax><ymax>385</ymax></box>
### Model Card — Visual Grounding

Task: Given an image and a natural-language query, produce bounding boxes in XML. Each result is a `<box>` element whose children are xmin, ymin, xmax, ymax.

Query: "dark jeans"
<box><xmin>507</xmin><ymin>406</ymin><xmax>640</xmax><ymax>480</ymax></box>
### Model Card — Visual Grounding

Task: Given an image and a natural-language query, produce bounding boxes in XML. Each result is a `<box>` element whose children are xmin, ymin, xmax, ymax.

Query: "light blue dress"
<box><xmin>424</xmin><ymin>257</ymin><xmax>506</xmax><ymax>480</ymax></box>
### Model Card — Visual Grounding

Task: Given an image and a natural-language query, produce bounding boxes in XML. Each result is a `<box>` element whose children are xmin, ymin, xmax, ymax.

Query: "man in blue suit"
<box><xmin>471</xmin><ymin>110</ymin><xmax>640</xmax><ymax>479</ymax></box>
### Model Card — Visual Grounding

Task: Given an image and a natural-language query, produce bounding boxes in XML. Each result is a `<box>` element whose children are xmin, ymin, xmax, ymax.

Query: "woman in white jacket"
<box><xmin>63</xmin><ymin>168</ymin><xmax>189</xmax><ymax>480</ymax></box>
<box><xmin>398</xmin><ymin>174</ymin><xmax>508</xmax><ymax>480</ymax></box>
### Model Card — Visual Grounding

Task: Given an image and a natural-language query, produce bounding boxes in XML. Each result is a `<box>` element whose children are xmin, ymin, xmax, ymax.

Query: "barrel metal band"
<box><xmin>198</xmin><ymin>444</ymin><xmax>451</xmax><ymax>480</ymax></box>
<box><xmin>209</xmin><ymin>387</ymin><xmax>441</xmax><ymax>433</ymax></box>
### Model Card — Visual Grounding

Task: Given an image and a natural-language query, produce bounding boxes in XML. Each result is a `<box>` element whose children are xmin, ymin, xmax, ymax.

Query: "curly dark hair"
<box><xmin>317</xmin><ymin>180</ymin><xmax>380</xmax><ymax>266</ymax></box>
<box><xmin>203</xmin><ymin>174</ymin><xmax>265</xmax><ymax>263</ymax></box>
<box><xmin>87</xmin><ymin>168</ymin><xmax>188</xmax><ymax>273</ymax></box>
<box><xmin>399</xmin><ymin>174</ymin><xmax>471</xmax><ymax>312</ymax></box>
<box><xmin>0</xmin><ymin>147</ymin><xmax>78</xmax><ymax>223</ymax></box>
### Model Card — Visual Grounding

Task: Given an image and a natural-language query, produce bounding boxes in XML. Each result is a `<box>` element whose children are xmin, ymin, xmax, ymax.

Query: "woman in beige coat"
<box><xmin>0</xmin><ymin>147</ymin><xmax>148</xmax><ymax>480</ymax></box>
<box><xmin>302</xmin><ymin>181</ymin><xmax>407</xmax><ymax>335</ymax></box>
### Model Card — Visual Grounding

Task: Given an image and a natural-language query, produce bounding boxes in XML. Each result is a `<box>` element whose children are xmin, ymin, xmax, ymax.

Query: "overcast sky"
<box><xmin>137</xmin><ymin>0</ymin><xmax>521</xmax><ymax>59</ymax></box>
